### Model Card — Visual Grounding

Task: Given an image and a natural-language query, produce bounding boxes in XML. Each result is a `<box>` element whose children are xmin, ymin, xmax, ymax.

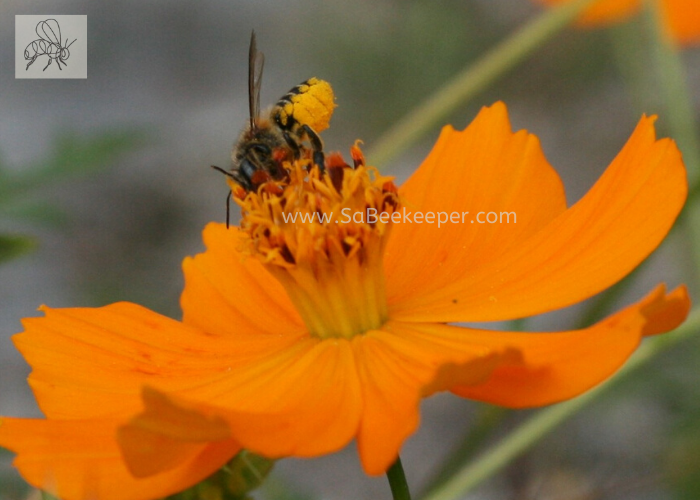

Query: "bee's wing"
<box><xmin>248</xmin><ymin>31</ymin><xmax>265</xmax><ymax>131</ymax></box>
<box><xmin>36</xmin><ymin>19</ymin><xmax>62</xmax><ymax>45</ymax></box>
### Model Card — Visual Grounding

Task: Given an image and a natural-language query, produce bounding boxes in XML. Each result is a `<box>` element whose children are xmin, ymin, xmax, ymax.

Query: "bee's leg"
<box><xmin>26</xmin><ymin>57</ymin><xmax>37</xmax><ymax>70</ymax></box>
<box><xmin>211</xmin><ymin>164</ymin><xmax>251</xmax><ymax>192</ymax></box>
<box><xmin>236</xmin><ymin>159</ymin><xmax>257</xmax><ymax>191</ymax></box>
<box><xmin>299</xmin><ymin>124</ymin><xmax>325</xmax><ymax>171</ymax></box>
<box><xmin>225</xmin><ymin>190</ymin><xmax>232</xmax><ymax>229</ymax></box>
<box><xmin>282</xmin><ymin>131</ymin><xmax>301</xmax><ymax>159</ymax></box>
<box><xmin>43</xmin><ymin>58</ymin><xmax>52</xmax><ymax>71</ymax></box>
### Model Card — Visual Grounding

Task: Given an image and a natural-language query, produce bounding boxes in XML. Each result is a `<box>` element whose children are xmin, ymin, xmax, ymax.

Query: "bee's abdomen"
<box><xmin>273</xmin><ymin>78</ymin><xmax>336</xmax><ymax>134</ymax></box>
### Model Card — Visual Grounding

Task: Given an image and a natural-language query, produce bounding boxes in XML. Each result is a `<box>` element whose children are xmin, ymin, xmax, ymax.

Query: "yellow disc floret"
<box><xmin>233</xmin><ymin>145</ymin><xmax>398</xmax><ymax>339</ymax></box>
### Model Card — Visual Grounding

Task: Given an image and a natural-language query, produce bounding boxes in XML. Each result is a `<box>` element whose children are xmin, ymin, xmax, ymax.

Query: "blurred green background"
<box><xmin>1</xmin><ymin>0</ymin><xmax>699</xmax><ymax>499</ymax></box>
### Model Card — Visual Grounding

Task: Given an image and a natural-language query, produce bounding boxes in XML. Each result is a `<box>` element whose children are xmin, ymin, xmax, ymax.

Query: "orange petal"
<box><xmin>352</xmin><ymin>323</ymin><xmax>518</xmax><ymax>475</ymax></box>
<box><xmin>181</xmin><ymin>223</ymin><xmax>305</xmax><ymax>337</ymax></box>
<box><xmin>117</xmin><ymin>388</ymin><xmax>232</xmax><ymax>477</ymax></box>
<box><xmin>451</xmin><ymin>284</ymin><xmax>690</xmax><ymax>407</ymax></box>
<box><xmin>537</xmin><ymin>0</ymin><xmax>700</xmax><ymax>46</ymax></box>
<box><xmin>121</xmin><ymin>327</ymin><xmax>514</xmax><ymax>476</ymax></box>
<box><xmin>0</xmin><ymin>417</ymin><xmax>239</xmax><ymax>500</ymax></box>
<box><xmin>664</xmin><ymin>0</ymin><xmax>700</xmax><ymax>45</ymax></box>
<box><xmin>391</xmin><ymin>115</ymin><xmax>687</xmax><ymax>323</ymax></box>
<box><xmin>120</xmin><ymin>338</ymin><xmax>363</xmax><ymax>466</ymax></box>
<box><xmin>536</xmin><ymin>0</ymin><xmax>641</xmax><ymax>26</ymax></box>
<box><xmin>15</xmin><ymin>302</ymin><xmax>291</xmax><ymax>420</ymax></box>
<box><xmin>385</xmin><ymin>102</ymin><xmax>567</xmax><ymax>308</ymax></box>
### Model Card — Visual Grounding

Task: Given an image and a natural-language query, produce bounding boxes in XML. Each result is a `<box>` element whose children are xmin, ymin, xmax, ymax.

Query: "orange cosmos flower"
<box><xmin>0</xmin><ymin>102</ymin><xmax>690</xmax><ymax>500</ymax></box>
<box><xmin>538</xmin><ymin>0</ymin><xmax>700</xmax><ymax>44</ymax></box>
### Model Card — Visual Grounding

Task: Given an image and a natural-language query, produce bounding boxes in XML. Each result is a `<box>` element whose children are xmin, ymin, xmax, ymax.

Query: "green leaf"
<box><xmin>1</xmin><ymin>202</ymin><xmax>70</xmax><ymax>228</ymax></box>
<box><xmin>0</xmin><ymin>128</ymin><xmax>149</xmax><ymax>201</ymax></box>
<box><xmin>44</xmin><ymin>129</ymin><xmax>149</xmax><ymax>177</ymax></box>
<box><xmin>0</xmin><ymin>234</ymin><xmax>36</xmax><ymax>263</ymax></box>
<box><xmin>666</xmin><ymin>424</ymin><xmax>700</xmax><ymax>499</ymax></box>
<box><xmin>165</xmin><ymin>451</ymin><xmax>275</xmax><ymax>500</ymax></box>
<box><xmin>220</xmin><ymin>450</ymin><xmax>275</xmax><ymax>496</ymax></box>
<box><xmin>41</xmin><ymin>490</ymin><xmax>60</xmax><ymax>500</ymax></box>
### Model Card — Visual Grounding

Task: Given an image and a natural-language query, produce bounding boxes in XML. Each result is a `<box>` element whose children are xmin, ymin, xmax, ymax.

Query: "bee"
<box><xmin>214</xmin><ymin>32</ymin><xmax>336</xmax><ymax>199</ymax></box>
<box><xmin>24</xmin><ymin>19</ymin><xmax>77</xmax><ymax>71</ymax></box>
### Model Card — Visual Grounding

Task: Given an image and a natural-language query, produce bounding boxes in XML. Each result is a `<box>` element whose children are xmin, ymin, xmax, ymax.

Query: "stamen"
<box><xmin>232</xmin><ymin>146</ymin><xmax>398</xmax><ymax>339</ymax></box>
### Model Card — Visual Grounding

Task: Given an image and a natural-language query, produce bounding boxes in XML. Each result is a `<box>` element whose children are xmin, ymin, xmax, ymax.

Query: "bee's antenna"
<box><xmin>211</xmin><ymin>165</ymin><xmax>235</xmax><ymax>178</ymax></box>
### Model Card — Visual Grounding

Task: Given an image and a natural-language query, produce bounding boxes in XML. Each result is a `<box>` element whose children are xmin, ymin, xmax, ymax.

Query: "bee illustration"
<box><xmin>24</xmin><ymin>19</ymin><xmax>77</xmax><ymax>72</ymax></box>
<box><xmin>213</xmin><ymin>32</ymin><xmax>336</xmax><ymax>197</ymax></box>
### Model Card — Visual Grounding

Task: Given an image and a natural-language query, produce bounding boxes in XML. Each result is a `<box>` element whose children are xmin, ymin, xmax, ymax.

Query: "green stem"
<box><xmin>644</xmin><ymin>0</ymin><xmax>700</xmax><ymax>288</ymax></box>
<box><xmin>419</xmin><ymin>322</ymin><xmax>524</xmax><ymax>496</ymax></box>
<box><xmin>576</xmin><ymin>2</ymin><xmax>700</xmax><ymax>328</ymax></box>
<box><xmin>367</xmin><ymin>0</ymin><xmax>599</xmax><ymax>167</ymax></box>
<box><xmin>421</xmin><ymin>308</ymin><xmax>700</xmax><ymax>500</ymax></box>
<box><xmin>386</xmin><ymin>456</ymin><xmax>412</xmax><ymax>500</ymax></box>
<box><xmin>420</xmin><ymin>405</ymin><xmax>509</xmax><ymax>497</ymax></box>
<box><xmin>644</xmin><ymin>0</ymin><xmax>700</xmax><ymax>186</ymax></box>
<box><xmin>607</xmin><ymin>21</ymin><xmax>660</xmax><ymax>114</ymax></box>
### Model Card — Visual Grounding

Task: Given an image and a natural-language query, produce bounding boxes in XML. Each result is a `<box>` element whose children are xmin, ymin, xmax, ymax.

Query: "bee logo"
<box><xmin>213</xmin><ymin>31</ymin><xmax>336</xmax><ymax>222</ymax></box>
<box><xmin>24</xmin><ymin>19</ymin><xmax>77</xmax><ymax>72</ymax></box>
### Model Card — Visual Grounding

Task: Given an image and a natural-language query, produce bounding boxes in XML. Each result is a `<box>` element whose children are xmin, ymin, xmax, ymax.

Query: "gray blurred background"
<box><xmin>2</xmin><ymin>1</ymin><xmax>700</xmax><ymax>499</ymax></box>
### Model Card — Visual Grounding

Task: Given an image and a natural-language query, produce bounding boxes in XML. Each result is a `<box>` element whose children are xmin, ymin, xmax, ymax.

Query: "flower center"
<box><xmin>232</xmin><ymin>144</ymin><xmax>398</xmax><ymax>339</ymax></box>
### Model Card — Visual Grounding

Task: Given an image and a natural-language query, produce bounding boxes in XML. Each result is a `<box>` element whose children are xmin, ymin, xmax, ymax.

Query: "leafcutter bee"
<box><xmin>213</xmin><ymin>32</ymin><xmax>336</xmax><ymax>203</ymax></box>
